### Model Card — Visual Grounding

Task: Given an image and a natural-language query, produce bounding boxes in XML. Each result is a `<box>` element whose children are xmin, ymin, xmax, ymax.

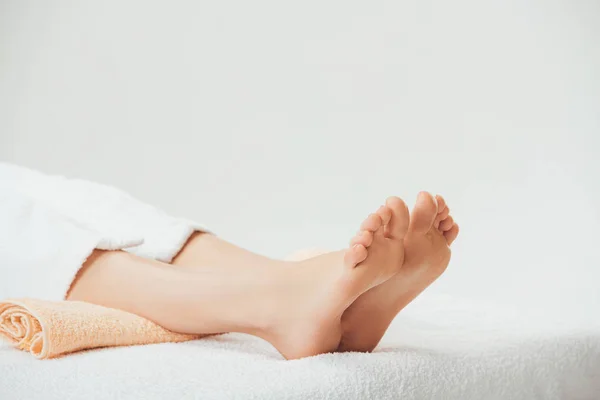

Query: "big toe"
<box><xmin>409</xmin><ymin>191</ymin><xmax>438</xmax><ymax>234</ymax></box>
<box><xmin>384</xmin><ymin>196</ymin><xmax>410</xmax><ymax>240</ymax></box>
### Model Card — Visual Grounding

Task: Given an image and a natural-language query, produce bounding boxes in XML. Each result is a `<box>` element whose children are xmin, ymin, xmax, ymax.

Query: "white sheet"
<box><xmin>2</xmin><ymin>294</ymin><xmax>598</xmax><ymax>400</ymax></box>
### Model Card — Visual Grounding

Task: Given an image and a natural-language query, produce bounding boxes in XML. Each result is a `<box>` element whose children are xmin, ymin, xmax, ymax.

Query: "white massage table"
<box><xmin>1</xmin><ymin>294</ymin><xmax>598</xmax><ymax>399</ymax></box>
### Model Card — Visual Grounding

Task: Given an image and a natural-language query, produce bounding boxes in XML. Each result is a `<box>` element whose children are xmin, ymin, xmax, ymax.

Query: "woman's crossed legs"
<box><xmin>68</xmin><ymin>192</ymin><xmax>458</xmax><ymax>359</ymax></box>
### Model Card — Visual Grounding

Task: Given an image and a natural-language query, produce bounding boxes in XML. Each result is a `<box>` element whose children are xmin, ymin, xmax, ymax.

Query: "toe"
<box><xmin>344</xmin><ymin>244</ymin><xmax>368</xmax><ymax>267</ymax></box>
<box><xmin>384</xmin><ymin>196</ymin><xmax>410</xmax><ymax>240</ymax></box>
<box><xmin>435</xmin><ymin>206</ymin><xmax>450</xmax><ymax>222</ymax></box>
<box><xmin>444</xmin><ymin>224</ymin><xmax>460</xmax><ymax>245</ymax></box>
<box><xmin>350</xmin><ymin>230</ymin><xmax>374</xmax><ymax>247</ymax></box>
<box><xmin>409</xmin><ymin>191</ymin><xmax>438</xmax><ymax>234</ymax></box>
<box><xmin>433</xmin><ymin>195</ymin><xmax>449</xmax><ymax>229</ymax></box>
<box><xmin>360</xmin><ymin>213</ymin><xmax>383</xmax><ymax>232</ymax></box>
<box><xmin>438</xmin><ymin>215</ymin><xmax>454</xmax><ymax>232</ymax></box>
<box><xmin>435</xmin><ymin>194</ymin><xmax>447</xmax><ymax>212</ymax></box>
<box><xmin>376</xmin><ymin>205</ymin><xmax>392</xmax><ymax>226</ymax></box>
<box><xmin>434</xmin><ymin>207</ymin><xmax>450</xmax><ymax>228</ymax></box>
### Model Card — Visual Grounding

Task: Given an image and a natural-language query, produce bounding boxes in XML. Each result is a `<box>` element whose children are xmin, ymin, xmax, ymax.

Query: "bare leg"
<box><xmin>68</xmin><ymin>250</ymin><xmax>271</xmax><ymax>337</ymax></box>
<box><xmin>171</xmin><ymin>232</ymin><xmax>277</xmax><ymax>271</ymax></box>
<box><xmin>68</xmin><ymin>197</ymin><xmax>411</xmax><ymax>359</ymax></box>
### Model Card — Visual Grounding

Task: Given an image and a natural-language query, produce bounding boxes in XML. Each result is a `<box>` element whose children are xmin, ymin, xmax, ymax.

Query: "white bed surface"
<box><xmin>1</xmin><ymin>294</ymin><xmax>599</xmax><ymax>400</ymax></box>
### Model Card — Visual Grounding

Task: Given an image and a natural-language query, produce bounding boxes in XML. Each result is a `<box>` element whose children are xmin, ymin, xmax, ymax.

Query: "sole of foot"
<box><xmin>335</xmin><ymin>192</ymin><xmax>460</xmax><ymax>352</ymax></box>
<box><xmin>263</xmin><ymin>196</ymin><xmax>410</xmax><ymax>359</ymax></box>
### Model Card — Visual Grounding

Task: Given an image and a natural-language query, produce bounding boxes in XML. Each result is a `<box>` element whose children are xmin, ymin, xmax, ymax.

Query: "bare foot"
<box><xmin>336</xmin><ymin>192</ymin><xmax>459</xmax><ymax>352</ymax></box>
<box><xmin>166</xmin><ymin>199</ymin><xmax>410</xmax><ymax>360</ymax></box>
<box><xmin>264</xmin><ymin>198</ymin><xmax>409</xmax><ymax>359</ymax></box>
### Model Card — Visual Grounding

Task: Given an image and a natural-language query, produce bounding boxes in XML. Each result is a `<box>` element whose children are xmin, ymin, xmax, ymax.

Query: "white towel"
<box><xmin>0</xmin><ymin>163</ymin><xmax>205</xmax><ymax>300</ymax></box>
<box><xmin>1</xmin><ymin>293</ymin><xmax>598</xmax><ymax>399</ymax></box>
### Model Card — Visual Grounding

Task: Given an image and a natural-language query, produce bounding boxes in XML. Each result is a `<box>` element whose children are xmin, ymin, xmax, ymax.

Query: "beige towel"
<box><xmin>0</xmin><ymin>298</ymin><xmax>200</xmax><ymax>359</ymax></box>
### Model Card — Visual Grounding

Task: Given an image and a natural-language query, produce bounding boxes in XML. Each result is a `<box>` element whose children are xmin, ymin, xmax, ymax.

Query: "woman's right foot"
<box><xmin>335</xmin><ymin>192</ymin><xmax>459</xmax><ymax>352</ymax></box>
<box><xmin>262</xmin><ymin>197</ymin><xmax>410</xmax><ymax>359</ymax></box>
<box><xmin>170</xmin><ymin>197</ymin><xmax>410</xmax><ymax>360</ymax></box>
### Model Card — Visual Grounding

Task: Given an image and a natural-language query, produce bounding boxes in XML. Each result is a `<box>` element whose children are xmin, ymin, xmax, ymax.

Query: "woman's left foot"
<box><xmin>336</xmin><ymin>192</ymin><xmax>460</xmax><ymax>352</ymax></box>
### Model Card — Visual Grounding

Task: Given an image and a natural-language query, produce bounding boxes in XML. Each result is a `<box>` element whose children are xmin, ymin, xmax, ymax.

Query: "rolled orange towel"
<box><xmin>0</xmin><ymin>298</ymin><xmax>200</xmax><ymax>359</ymax></box>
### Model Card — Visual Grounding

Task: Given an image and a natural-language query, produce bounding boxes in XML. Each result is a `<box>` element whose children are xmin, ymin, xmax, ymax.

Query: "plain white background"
<box><xmin>1</xmin><ymin>1</ymin><xmax>599</xmax><ymax>317</ymax></box>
